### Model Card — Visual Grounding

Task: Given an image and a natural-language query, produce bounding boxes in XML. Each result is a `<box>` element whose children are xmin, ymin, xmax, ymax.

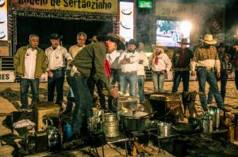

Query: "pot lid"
<box><xmin>121</xmin><ymin>111</ymin><xmax>148</xmax><ymax>118</ymax></box>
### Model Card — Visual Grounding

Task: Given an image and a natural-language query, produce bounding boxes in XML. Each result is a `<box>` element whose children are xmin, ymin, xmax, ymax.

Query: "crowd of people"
<box><xmin>13</xmin><ymin>32</ymin><xmax>238</xmax><ymax>139</ymax></box>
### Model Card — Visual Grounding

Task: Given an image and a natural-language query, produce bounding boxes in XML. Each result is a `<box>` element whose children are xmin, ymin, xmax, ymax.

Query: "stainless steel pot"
<box><xmin>104</xmin><ymin>113</ymin><xmax>119</xmax><ymax>137</ymax></box>
<box><xmin>158</xmin><ymin>122</ymin><xmax>171</xmax><ymax>137</ymax></box>
<box><xmin>120</xmin><ymin>112</ymin><xmax>150</xmax><ymax>131</ymax></box>
<box><xmin>104</xmin><ymin>113</ymin><xmax>117</xmax><ymax>122</ymax></box>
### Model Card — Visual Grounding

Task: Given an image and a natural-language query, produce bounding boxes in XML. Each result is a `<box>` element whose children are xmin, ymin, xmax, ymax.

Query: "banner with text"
<box><xmin>0</xmin><ymin>0</ymin><xmax>8</xmax><ymax>41</ymax></box>
<box><xmin>12</xmin><ymin>0</ymin><xmax>118</xmax><ymax>14</ymax></box>
<box><xmin>0</xmin><ymin>71</ymin><xmax>15</xmax><ymax>82</ymax></box>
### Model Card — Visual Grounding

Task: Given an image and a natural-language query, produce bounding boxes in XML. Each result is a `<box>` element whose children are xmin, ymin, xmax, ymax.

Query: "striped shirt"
<box><xmin>191</xmin><ymin>46</ymin><xmax>220</xmax><ymax>73</ymax></box>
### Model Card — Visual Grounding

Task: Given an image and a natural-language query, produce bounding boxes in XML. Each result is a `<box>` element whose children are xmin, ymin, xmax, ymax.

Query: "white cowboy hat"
<box><xmin>153</xmin><ymin>42</ymin><xmax>164</xmax><ymax>48</ymax></box>
<box><xmin>201</xmin><ymin>34</ymin><xmax>217</xmax><ymax>45</ymax></box>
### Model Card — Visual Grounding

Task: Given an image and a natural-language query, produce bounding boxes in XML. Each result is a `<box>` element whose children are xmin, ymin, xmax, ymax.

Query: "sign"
<box><xmin>0</xmin><ymin>71</ymin><xmax>16</xmax><ymax>82</ymax></box>
<box><xmin>12</xmin><ymin>0</ymin><xmax>118</xmax><ymax>14</ymax></box>
<box><xmin>138</xmin><ymin>0</ymin><xmax>152</xmax><ymax>9</ymax></box>
<box><xmin>119</xmin><ymin>1</ymin><xmax>134</xmax><ymax>42</ymax></box>
<box><xmin>0</xmin><ymin>0</ymin><xmax>8</xmax><ymax>41</ymax></box>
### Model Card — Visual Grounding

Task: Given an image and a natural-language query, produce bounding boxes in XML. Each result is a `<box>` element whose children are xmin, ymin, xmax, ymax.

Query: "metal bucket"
<box><xmin>158</xmin><ymin>122</ymin><xmax>171</xmax><ymax>137</ymax></box>
<box><xmin>104</xmin><ymin>113</ymin><xmax>119</xmax><ymax>138</ymax></box>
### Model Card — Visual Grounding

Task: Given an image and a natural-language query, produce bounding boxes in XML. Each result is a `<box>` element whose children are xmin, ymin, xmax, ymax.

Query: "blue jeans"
<box><xmin>111</xmin><ymin>69</ymin><xmax>121</xmax><ymax>86</ymax></box>
<box><xmin>20</xmin><ymin>78</ymin><xmax>39</xmax><ymax>108</ymax></box>
<box><xmin>207</xmin><ymin>70</ymin><xmax>228</xmax><ymax>103</ymax></box>
<box><xmin>48</xmin><ymin>68</ymin><xmax>65</xmax><ymax>105</ymax></box>
<box><xmin>172</xmin><ymin>71</ymin><xmax>190</xmax><ymax>92</ymax></box>
<box><xmin>138</xmin><ymin>75</ymin><xmax>145</xmax><ymax>103</ymax></box>
<box><xmin>65</xmin><ymin>72</ymin><xmax>75</xmax><ymax>113</ymax></box>
<box><xmin>196</xmin><ymin>67</ymin><xmax>224</xmax><ymax>110</ymax></box>
<box><xmin>152</xmin><ymin>71</ymin><xmax>165</xmax><ymax>92</ymax></box>
<box><xmin>120</xmin><ymin>72</ymin><xmax>137</xmax><ymax>96</ymax></box>
<box><xmin>71</xmin><ymin>74</ymin><xmax>93</xmax><ymax>136</ymax></box>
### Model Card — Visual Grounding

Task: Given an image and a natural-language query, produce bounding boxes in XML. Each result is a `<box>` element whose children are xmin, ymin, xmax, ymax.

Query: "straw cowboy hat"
<box><xmin>177</xmin><ymin>38</ymin><xmax>190</xmax><ymax>45</ymax></box>
<box><xmin>201</xmin><ymin>34</ymin><xmax>217</xmax><ymax>45</ymax></box>
<box><xmin>152</xmin><ymin>42</ymin><xmax>164</xmax><ymax>48</ymax></box>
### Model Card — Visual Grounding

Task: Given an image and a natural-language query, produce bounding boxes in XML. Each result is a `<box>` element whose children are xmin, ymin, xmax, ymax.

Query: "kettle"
<box><xmin>202</xmin><ymin>113</ymin><xmax>213</xmax><ymax>133</ymax></box>
<box><xmin>208</xmin><ymin>106</ymin><xmax>220</xmax><ymax>129</ymax></box>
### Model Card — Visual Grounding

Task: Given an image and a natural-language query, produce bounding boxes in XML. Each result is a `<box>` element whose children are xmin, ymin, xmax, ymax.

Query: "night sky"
<box><xmin>225</xmin><ymin>0</ymin><xmax>238</xmax><ymax>32</ymax></box>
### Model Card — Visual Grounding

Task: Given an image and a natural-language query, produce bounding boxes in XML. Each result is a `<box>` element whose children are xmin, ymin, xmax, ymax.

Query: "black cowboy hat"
<box><xmin>126</xmin><ymin>39</ymin><xmax>138</xmax><ymax>47</ymax></box>
<box><xmin>50</xmin><ymin>33</ymin><xmax>63</xmax><ymax>40</ymax></box>
<box><xmin>177</xmin><ymin>38</ymin><xmax>190</xmax><ymax>45</ymax></box>
<box><xmin>105</xmin><ymin>34</ymin><xmax>125</xmax><ymax>50</ymax></box>
<box><xmin>233</xmin><ymin>40</ymin><xmax>238</xmax><ymax>46</ymax></box>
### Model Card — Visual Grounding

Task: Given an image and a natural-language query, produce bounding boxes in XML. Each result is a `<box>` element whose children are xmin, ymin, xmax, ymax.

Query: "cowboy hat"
<box><xmin>177</xmin><ymin>38</ymin><xmax>190</xmax><ymax>45</ymax></box>
<box><xmin>126</xmin><ymin>39</ymin><xmax>138</xmax><ymax>47</ymax></box>
<box><xmin>105</xmin><ymin>34</ymin><xmax>125</xmax><ymax>50</ymax></box>
<box><xmin>233</xmin><ymin>40</ymin><xmax>238</xmax><ymax>46</ymax></box>
<box><xmin>153</xmin><ymin>42</ymin><xmax>164</xmax><ymax>48</ymax></box>
<box><xmin>50</xmin><ymin>33</ymin><xmax>63</xmax><ymax>40</ymax></box>
<box><xmin>201</xmin><ymin>34</ymin><xmax>217</xmax><ymax>45</ymax></box>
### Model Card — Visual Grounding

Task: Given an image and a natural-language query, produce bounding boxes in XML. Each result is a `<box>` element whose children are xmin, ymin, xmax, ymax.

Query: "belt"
<box><xmin>174</xmin><ymin>67</ymin><xmax>189</xmax><ymax>71</ymax></box>
<box><xmin>122</xmin><ymin>71</ymin><xmax>137</xmax><ymax>75</ymax></box>
<box><xmin>197</xmin><ymin>66</ymin><xmax>215</xmax><ymax>71</ymax></box>
<box><xmin>52</xmin><ymin>67</ymin><xmax>65</xmax><ymax>72</ymax></box>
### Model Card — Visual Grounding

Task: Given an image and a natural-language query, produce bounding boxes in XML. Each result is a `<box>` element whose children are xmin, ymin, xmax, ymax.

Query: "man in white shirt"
<box><xmin>69</xmin><ymin>32</ymin><xmax>87</xmax><ymax>58</ymax></box>
<box><xmin>137</xmin><ymin>42</ymin><xmax>149</xmax><ymax>103</ymax></box>
<box><xmin>151</xmin><ymin>43</ymin><xmax>172</xmax><ymax>92</ymax></box>
<box><xmin>45</xmin><ymin>33</ymin><xmax>72</xmax><ymax>105</ymax></box>
<box><xmin>106</xmin><ymin>49</ymin><xmax>122</xmax><ymax>87</ymax></box>
<box><xmin>14</xmin><ymin>34</ymin><xmax>47</xmax><ymax>109</ymax></box>
<box><xmin>65</xmin><ymin>32</ymin><xmax>87</xmax><ymax>114</ymax></box>
<box><xmin>118</xmin><ymin>39</ymin><xmax>139</xmax><ymax>96</ymax></box>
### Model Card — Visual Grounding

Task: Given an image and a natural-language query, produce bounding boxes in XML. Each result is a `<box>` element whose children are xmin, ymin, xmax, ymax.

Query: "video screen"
<box><xmin>156</xmin><ymin>19</ymin><xmax>191</xmax><ymax>47</ymax></box>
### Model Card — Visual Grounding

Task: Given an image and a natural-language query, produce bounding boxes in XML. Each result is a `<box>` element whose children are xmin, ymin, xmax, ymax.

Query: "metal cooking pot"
<box><xmin>104</xmin><ymin>113</ymin><xmax>119</xmax><ymax>137</ymax></box>
<box><xmin>120</xmin><ymin>112</ymin><xmax>151</xmax><ymax>131</ymax></box>
<box><xmin>104</xmin><ymin>113</ymin><xmax>117</xmax><ymax>122</ymax></box>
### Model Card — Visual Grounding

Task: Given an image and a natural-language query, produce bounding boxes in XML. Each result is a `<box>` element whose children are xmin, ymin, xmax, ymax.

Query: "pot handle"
<box><xmin>141</xmin><ymin>111</ymin><xmax>157</xmax><ymax>119</ymax></box>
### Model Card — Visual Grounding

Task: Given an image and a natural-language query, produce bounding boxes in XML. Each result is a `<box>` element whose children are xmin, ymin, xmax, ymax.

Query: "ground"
<box><xmin>0</xmin><ymin>80</ymin><xmax>237</xmax><ymax>156</ymax></box>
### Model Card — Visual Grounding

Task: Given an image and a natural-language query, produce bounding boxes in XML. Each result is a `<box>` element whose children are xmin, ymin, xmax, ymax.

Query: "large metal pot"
<box><xmin>120</xmin><ymin>111</ymin><xmax>150</xmax><ymax>131</ymax></box>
